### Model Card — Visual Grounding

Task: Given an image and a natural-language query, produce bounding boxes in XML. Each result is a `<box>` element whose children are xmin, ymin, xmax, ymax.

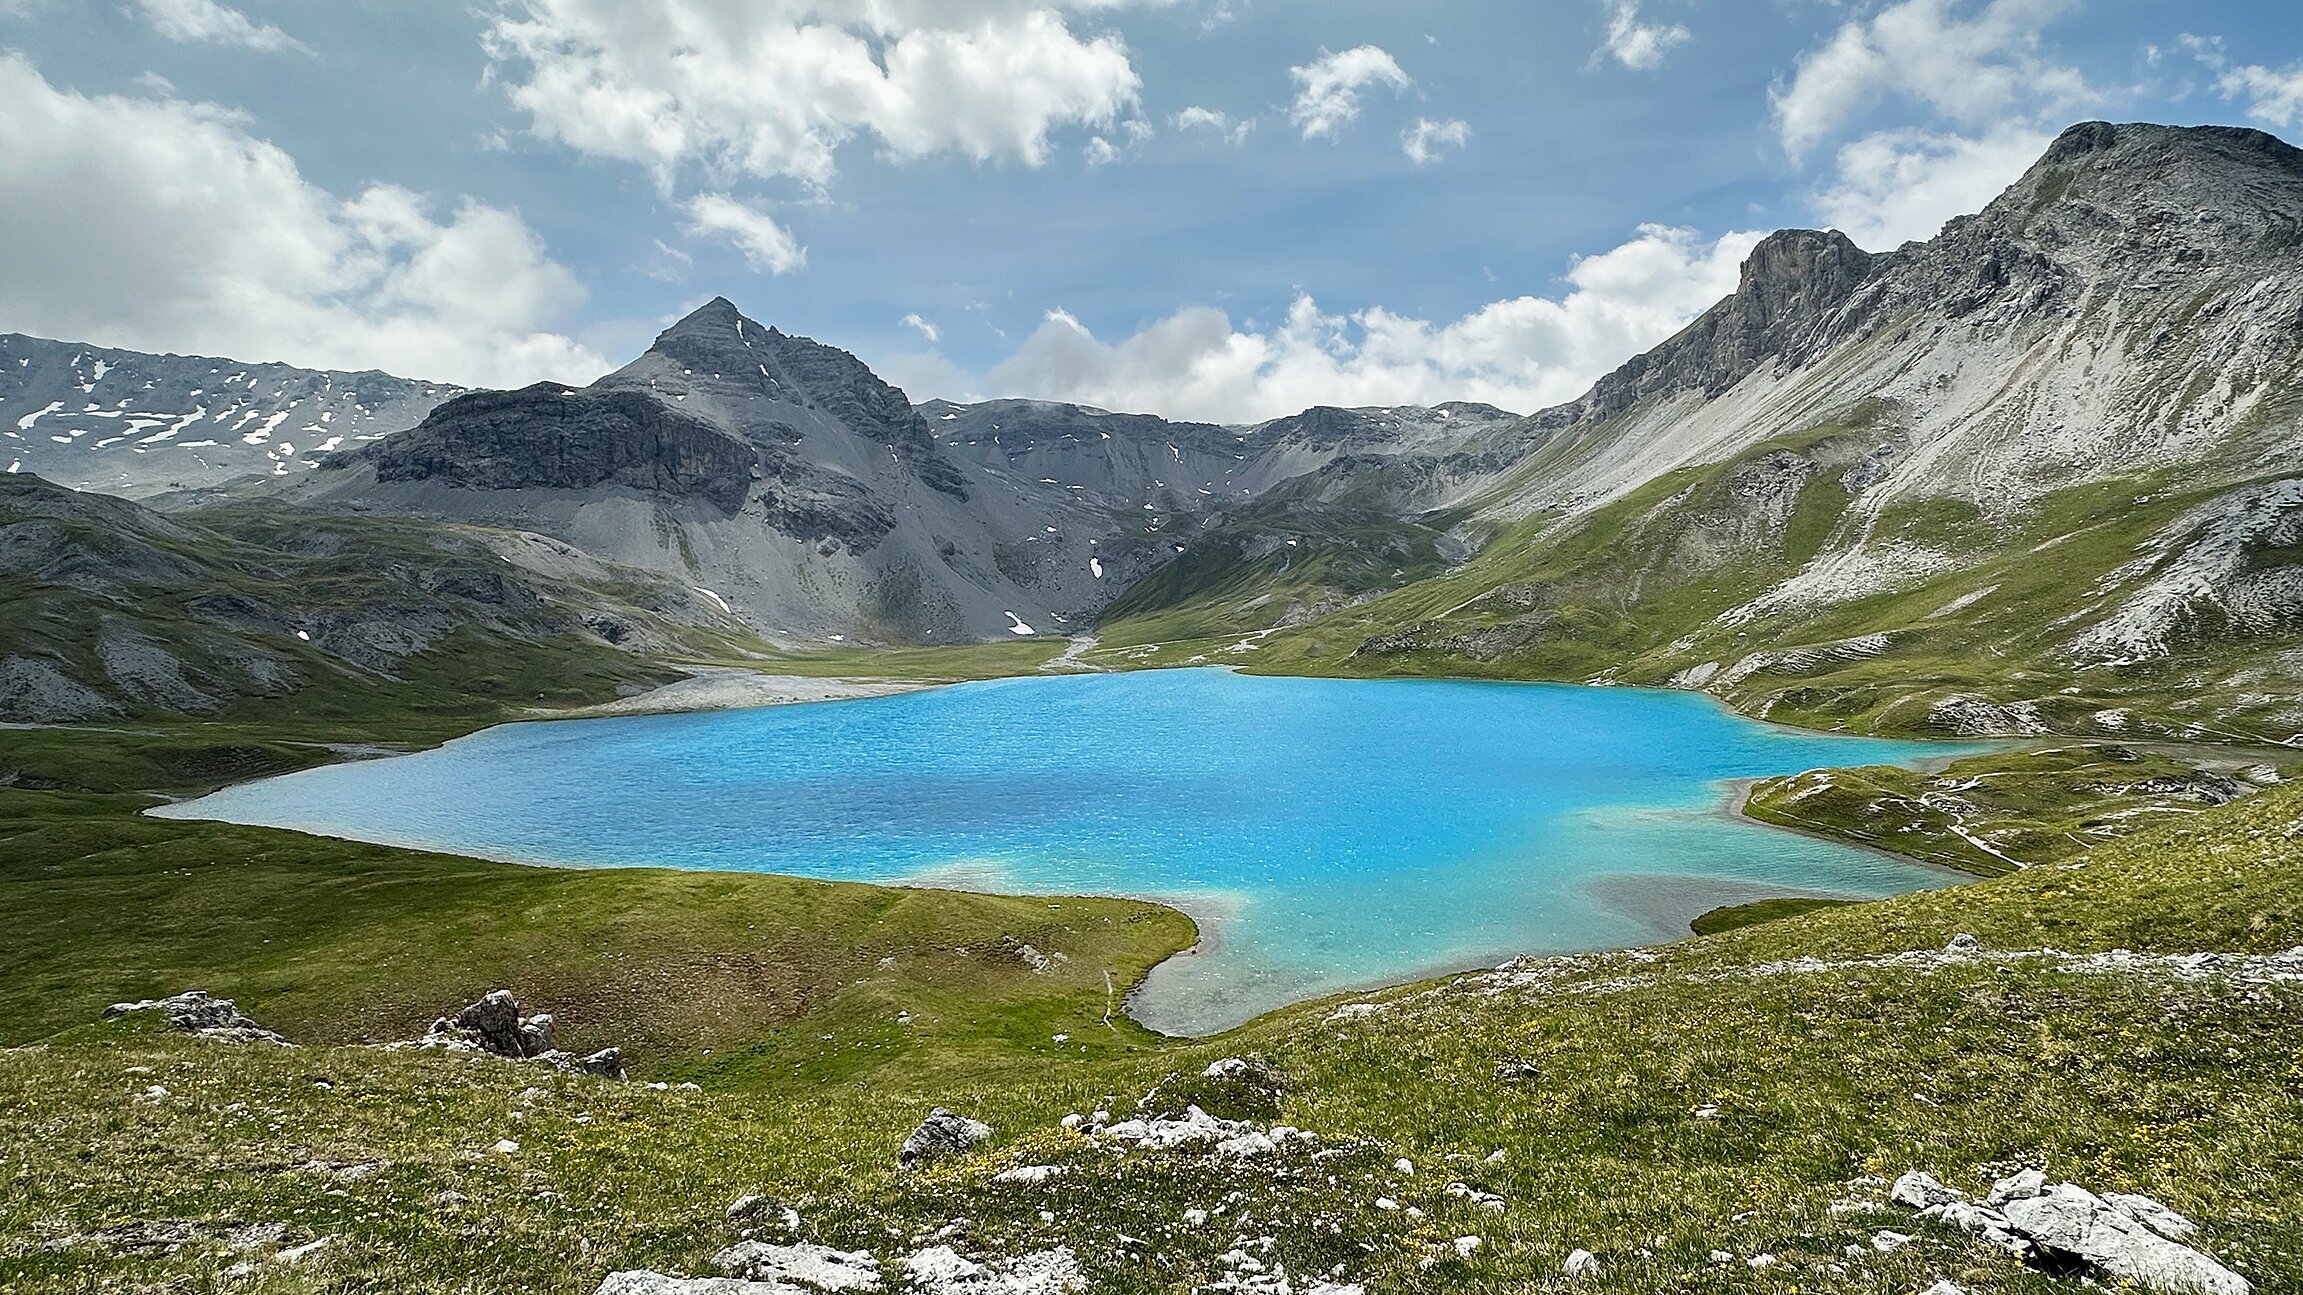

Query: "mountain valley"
<box><xmin>7</xmin><ymin>118</ymin><xmax>2303</xmax><ymax>1295</ymax></box>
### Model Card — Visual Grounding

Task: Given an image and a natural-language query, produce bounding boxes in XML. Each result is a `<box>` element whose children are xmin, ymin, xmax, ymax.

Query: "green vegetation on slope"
<box><xmin>0</xmin><ymin>787</ymin><xmax>1193</xmax><ymax>1084</ymax></box>
<box><xmin>1687</xmin><ymin>896</ymin><xmax>1854</xmax><ymax>935</ymax></box>
<box><xmin>1094</xmin><ymin>495</ymin><xmax>1468</xmax><ymax>652</ymax></box>
<box><xmin>1746</xmin><ymin>743</ymin><xmax>2294</xmax><ymax>876</ymax></box>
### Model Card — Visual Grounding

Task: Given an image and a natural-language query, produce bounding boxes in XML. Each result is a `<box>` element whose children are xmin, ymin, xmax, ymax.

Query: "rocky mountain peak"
<box><xmin>1529</xmin><ymin>228</ymin><xmax>1878</xmax><ymax>430</ymax></box>
<box><xmin>1736</xmin><ymin>230</ymin><xmax>1875</xmax><ymax>316</ymax></box>
<box><xmin>1977</xmin><ymin>121</ymin><xmax>2303</xmax><ymax>259</ymax></box>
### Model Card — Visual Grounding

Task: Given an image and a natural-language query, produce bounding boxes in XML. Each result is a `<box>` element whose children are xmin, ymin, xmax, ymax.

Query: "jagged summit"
<box><xmin>2031</xmin><ymin>119</ymin><xmax>2303</xmax><ymax>186</ymax></box>
<box><xmin>1527</xmin><ymin>121</ymin><xmax>2303</xmax><ymax>440</ymax></box>
<box><xmin>1952</xmin><ymin>120</ymin><xmax>2303</xmax><ymax>264</ymax></box>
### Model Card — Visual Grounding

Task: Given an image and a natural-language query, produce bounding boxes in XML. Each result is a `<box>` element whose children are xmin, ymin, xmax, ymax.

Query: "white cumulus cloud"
<box><xmin>0</xmin><ymin>53</ymin><xmax>603</xmax><ymax>388</ymax></box>
<box><xmin>900</xmin><ymin>313</ymin><xmax>940</xmax><ymax>343</ymax></box>
<box><xmin>684</xmin><ymin>193</ymin><xmax>807</xmax><ymax>273</ymax></box>
<box><xmin>1811</xmin><ymin>124</ymin><xmax>2051</xmax><ymax>250</ymax></box>
<box><xmin>134</xmin><ymin>0</ymin><xmax>308</xmax><ymax>54</ymax></box>
<box><xmin>1601</xmin><ymin>1</ymin><xmax>1689</xmax><ymax>72</ymax></box>
<box><xmin>2184</xmin><ymin>35</ymin><xmax>2303</xmax><ymax>129</ymax></box>
<box><xmin>1402</xmin><ymin>117</ymin><xmax>1470</xmax><ymax>165</ymax></box>
<box><xmin>2218</xmin><ymin>63</ymin><xmax>2303</xmax><ymax>128</ymax></box>
<box><xmin>1174</xmin><ymin>105</ymin><xmax>1254</xmax><ymax>145</ymax></box>
<box><xmin>1288</xmin><ymin>45</ymin><xmax>1412</xmax><ymax>140</ymax></box>
<box><xmin>481</xmin><ymin>0</ymin><xmax>1150</xmax><ymax>193</ymax></box>
<box><xmin>1772</xmin><ymin>0</ymin><xmax>2087</xmax><ymax>163</ymax></box>
<box><xmin>937</xmin><ymin>224</ymin><xmax>1764</xmax><ymax>423</ymax></box>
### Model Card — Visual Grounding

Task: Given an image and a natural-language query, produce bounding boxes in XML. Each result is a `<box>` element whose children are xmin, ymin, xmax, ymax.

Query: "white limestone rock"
<box><xmin>1890</xmin><ymin>1171</ymin><xmax>1968</xmax><ymax>1211</ymax></box>
<box><xmin>901</xmin><ymin>1245</ymin><xmax>1085</xmax><ymax>1295</ymax></box>
<box><xmin>104</xmin><ymin>991</ymin><xmax>288</xmax><ymax>1045</ymax></box>
<box><xmin>712</xmin><ymin>1241</ymin><xmax>880</xmax><ymax>1292</ymax></box>
<box><xmin>1999</xmin><ymin>1185</ymin><xmax>2250</xmax><ymax>1295</ymax></box>
<box><xmin>899</xmin><ymin>1109</ymin><xmax>992</xmax><ymax>1170</ymax></box>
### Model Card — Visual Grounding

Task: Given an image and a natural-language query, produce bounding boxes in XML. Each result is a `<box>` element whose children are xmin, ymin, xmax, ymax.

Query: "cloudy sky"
<box><xmin>2</xmin><ymin>0</ymin><xmax>2298</xmax><ymax>422</ymax></box>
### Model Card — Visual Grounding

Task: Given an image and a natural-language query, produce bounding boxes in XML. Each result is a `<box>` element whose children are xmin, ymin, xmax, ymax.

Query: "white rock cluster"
<box><xmin>103</xmin><ymin>991</ymin><xmax>288</xmax><ymax>1045</ymax></box>
<box><xmin>1438</xmin><ymin>939</ymin><xmax>2303</xmax><ymax>1012</ymax></box>
<box><xmin>1199</xmin><ymin>1237</ymin><xmax>1363</xmax><ymax>1295</ymax></box>
<box><xmin>1090</xmin><ymin>1105</ymin><xmax>1317</xmax><ymax>1159</ymax></box>
<box><xmin>388</xmin><ymin>989</ymin><xmax>627</xmax><ymax>1079</ymax></box>
<box><xmin>1891</xmin><ymin>1170</ymin><xmax>2250</xmax><ymax>1294</ymax></box>
<box><xmin>597</xmin><ymin>1241</ymin><xmax>1086</xmax><ymax>1295</ymax></box>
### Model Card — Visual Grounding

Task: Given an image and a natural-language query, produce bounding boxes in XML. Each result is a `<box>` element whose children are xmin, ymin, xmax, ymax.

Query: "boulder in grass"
<box><xmin>1890</xmin><ymin>1171</ymin><xmax>1967</xmax><ymax>1211</ymax></box>
<box><xmin>898</xmin><ymin>1108</ymin><xmax>992</xmax><ymax>1170</ymax></box>
<box><xmin>1997</xmin><ymin>1184</ymin><xmax>2249</xmax><ymax>1295</ymax></box>
<box><xmin>412</xmin><ymin>991</ymin><xmax>630</xmax><ymax>1076</ymax></box>
<box><xmin>427</xmin><ymin>990</ymin><xmax>555</xmax><ymax>1059</ymax></box>
<box><xmin>1899</xmin><ymin>1172</ymin><xmax>2251</xmax><ymax>1295</ymax></box>
<box><xmin>104</xmin><ymin>991</ymin><xmax>288</xmax><ymax>1045</ymax></box>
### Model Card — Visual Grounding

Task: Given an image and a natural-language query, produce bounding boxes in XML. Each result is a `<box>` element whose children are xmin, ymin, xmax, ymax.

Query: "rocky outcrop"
<box><xmin>355</xmin><ymin>385</ymin><xmax>760</xmax><ymax>513</ymax></box>
<box><xmin>424</xmin><ymin>989</ymin><xmax>557</xmax><ymax>1058</ymax></box>
<box><xmin>1925</xmin><ymin>696</ymin><xmax>2051</xmax><ymax>738</ymax></box>
<box><xmin>898</xmin><ymin>1108</ymin><xmax>992</xmax><ymax>1170</ymax></box>
<box><xmin>1892</xmin><ymin>1170</ymin><xmax>2251</xmax><ymax>1294</ymax></box>
<box><xmin>903</xmin><ymin>1245</ymin><xmax>1085</xmax><ymax>1294</ymax></box>
<box><xmin>1092</xmin><ymin>1105</ymin><xmax>1317</xmax><ymax>1159</ymax></box>
<box><xmin>103</xmin><ymin>991</ymin><xmax>287</xmax><ymax>1045</ymax></box>
<box><xmin>596</xmin><ymin>1275</ymin><xmax>792</xmax><ymax>1294</ymax></box>
<box><xmin>597</xmin><ymin>1245</ymin><xmax>1086</xmax><ymax>1295</ymax></box>
<box><xmin>1531</xmin><ymin>229</ymin><xmax>1879</xmax><ymax>434</ymax></box>
<box><xmin>404</xmin><ymin>990</ymin><xmax>628</xmax><ymax>1079</ymax></box>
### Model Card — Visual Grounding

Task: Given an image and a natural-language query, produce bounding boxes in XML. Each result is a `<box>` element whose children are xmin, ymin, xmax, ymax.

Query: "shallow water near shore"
<box><xmin>157</xmin><ymin>669</ymin><xmax>1980</xmax><ymax>1034</ymax></box>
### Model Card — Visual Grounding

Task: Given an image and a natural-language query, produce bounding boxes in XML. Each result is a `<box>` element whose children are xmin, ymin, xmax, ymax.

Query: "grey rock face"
<box><xmin>902</xmin><ymin>1245</ymin><xmax>1085</xmax><ymax>1294</ymax></box>
<box><xmin>1999</xmin><ymin>1185</ymin><xmax>2249</xmax><ymax>1295</ymax></box>
<box><xmin>1532</xmin><ymin>229</ymin><xmax>1878</xmax><ymax>436</ymax></box>
<box><xmin>898</xmin><ymin>1108</ymin><xmax>993</xmax><ymax>1170</ymax></box>
<box><xmin>1889</xmin><ymin>1171</ymin><xmax>1967</xmax><ymax>1211</ymax></box>
<box><xmin>579</xmin><ymin>1047</ymin><xmax>627</xmax><ymax>1080</ymax></box>
<box><xmin>357</xmin><ymin>385</ymin><xmax>760</xmax><ymax>512</ymax></box>
<box><xmin>103</xmin><ymin>991</ymin><xmax>288</xmax><ymax>1045</ymax></box>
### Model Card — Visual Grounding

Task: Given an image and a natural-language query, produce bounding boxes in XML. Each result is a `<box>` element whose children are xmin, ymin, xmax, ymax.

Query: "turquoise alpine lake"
<box><xmin>155</xmin><ymin>669</ymin><xmax>1982</xmax><ymax>1034</ymax></box>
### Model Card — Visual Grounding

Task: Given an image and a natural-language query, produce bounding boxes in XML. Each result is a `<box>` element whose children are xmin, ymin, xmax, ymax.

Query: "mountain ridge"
<box><xmin>9</xmin><ymin>119</ymin><xmax>2300</xmax><ymax>734</ymax></box>
<box><xmin>1173</xmin><ymin>120</ymin><xmax>2303</xmax><ymax>748</ymax></box>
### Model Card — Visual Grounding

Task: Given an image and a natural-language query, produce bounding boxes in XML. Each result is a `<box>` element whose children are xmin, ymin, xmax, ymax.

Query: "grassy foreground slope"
<box><xmin>5</xmin><ymin>771</ymin><xmax>2301</xmax><ymax>1293</ymax></box>
<box><xmin>0</xmin><ymin>786</ymin><xmax>1193</xmax><ymax>1084</ymax></box>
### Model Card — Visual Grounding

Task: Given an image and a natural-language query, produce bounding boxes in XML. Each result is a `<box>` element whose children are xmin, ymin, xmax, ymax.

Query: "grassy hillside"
<box><xmin>4</xmin><ymin>772</ymin><xmax>2298</xmax><ymax>1294</ymax></box>
<box><xmin>0</xmin><ymin>787</ymin><xmax>1194</xmax><ymax>1082</ymax></box>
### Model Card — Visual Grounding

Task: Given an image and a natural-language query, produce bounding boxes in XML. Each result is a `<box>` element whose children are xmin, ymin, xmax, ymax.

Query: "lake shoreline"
<box><xmin>151</xmin><ymin>666</ymin><xmax>1980</xmax><ymax>1036</ymax></box>
<box><xmin>521</xmin><ymin>666</ymin><xmax>941</xmax><ymax>718</ymax></box>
